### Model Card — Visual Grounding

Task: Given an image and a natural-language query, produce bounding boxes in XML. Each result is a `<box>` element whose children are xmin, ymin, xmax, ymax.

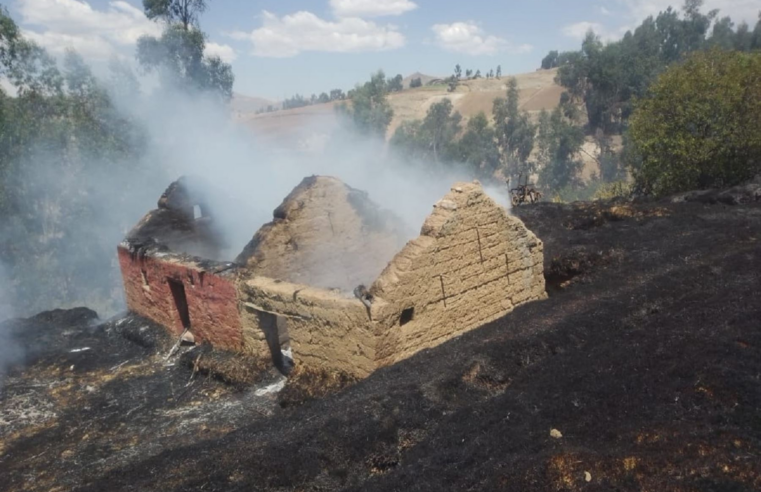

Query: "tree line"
<box><xmin>550</xmin><ymin>0</ymin><xmax>761</xmax><ymax>135</ymax></box>
<box><xmin>0</xmin><ymin>0</ymin><xmax>232</xmax><ymax>316</ymax></box>
<box><xmin>547</xmin><ymin>0</ymin><xmax>761</xmax><ymax>193</ymax></box>
<box><xmin>337</xmin><ymin>1</ymin><xmax>760</xmax><ymax>201</ymax></box>
<box><xmin>447</xmin><ymin>64</ymin><xmax>502</xmax><ymax>91</ymax></box>
<box><xmin>335</xmin><ymin>69</ymin><xmax>583</xmax><ymax>194</ymax></box>
<box><xmin>259</xmin><ymin>74</ymin><xmax>408</xmax><ymax>114</ymax></box>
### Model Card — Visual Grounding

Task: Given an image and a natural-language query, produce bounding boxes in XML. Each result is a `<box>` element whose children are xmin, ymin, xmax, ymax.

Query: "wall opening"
<box><xmin>141</xmin><ymin>269</ymin><xmax>149</xmax><ymax>287</ymax></box>
<box><xmin>257</xmin><ymin>310</ymin><xmax>292</xmax><ymax>374</ymax></box>
<box><xmin>193</xmin><ymin>204</ymin><xmax>203</xmax><ymax>220</ymax></box>
<box><xmin>400</xmin><ymin>307</ymin><xmax>414</xmax><ymax>326</ymax></box>
<box><xmin>167</xmin><ymin>278</ymin><xmax>191</xmax><ymax>329</ymax></box>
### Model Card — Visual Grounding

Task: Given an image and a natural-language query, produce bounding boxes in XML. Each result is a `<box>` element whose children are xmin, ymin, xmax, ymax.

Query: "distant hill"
<box><xmin>402</xmin><ymin>72</ymin><xmax>440</xmax><ymax>89</ymax></box>
<box><xmin>230</xmin><ymin>93</ymin><xmax>276</xmax><ymax>116</ymax></box>
<box><xmin>233</xmin><ymin>68</ymin><xmax>608</xmax><ymax>182</ymax></box>
<box><xmin>237</xmin><ymin>69</ymin><xmax>563</xmax><ymax>140</ymax></box>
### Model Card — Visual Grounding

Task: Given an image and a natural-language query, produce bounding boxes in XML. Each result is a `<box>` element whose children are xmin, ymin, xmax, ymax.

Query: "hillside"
<box><xmin>2</xmin><ymin>184</ymin><xmax>760</xmax><ymax>491</ymax></box>
<box><xmin>236</xmin><ymin>69</ymin><xmax>562</xmax><ymax>143</ymax></box>
<box><xmin>230</xmin><ymin>93</ymin><xmax>275</xmax><ymax>117</ymax></box>
<box><xmin>234</xmin><ymin>69</ymin><xmax>607</xmax><ymax>179</ymax></box>
<box><xmin>401</xmin><ymin>72</ymin><xmax>440</xmax><ymax>88</ymax></box>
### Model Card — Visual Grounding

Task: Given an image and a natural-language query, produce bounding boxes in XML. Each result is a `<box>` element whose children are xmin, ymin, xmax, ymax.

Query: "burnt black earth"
<box><xmin>1</xmin><ymin>196</ymin><xmax>760</xmax><ymax>492</ymax></box>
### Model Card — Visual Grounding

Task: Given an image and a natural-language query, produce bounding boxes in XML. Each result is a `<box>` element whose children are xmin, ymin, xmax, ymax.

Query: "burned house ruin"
<box><xmin>118</xmin><ymin>176</ymin><xmax>547</xmax><ymax>378</ymax></box>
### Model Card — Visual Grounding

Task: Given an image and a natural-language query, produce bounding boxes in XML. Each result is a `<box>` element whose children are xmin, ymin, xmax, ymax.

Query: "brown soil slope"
<box><xmin>2</xmin><ymin>194</ymin><xmax>760</xmax><ymax>491</ymax></box>
<box><xmin>237</xmin><ymin>69</ymin><xmax>562</xmax><ymax>143</ymax></box>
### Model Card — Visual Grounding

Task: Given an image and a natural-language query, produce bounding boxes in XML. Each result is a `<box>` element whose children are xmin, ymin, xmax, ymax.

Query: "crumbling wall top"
<box><xmin>236</xmin><ymin>175</ymin><xmax>408</xmax><ymax>291</ymax></box>
<box><xmin>124</xmin><ymin>176</ymin><xmax>227</xmax><ymax>260</ymax></box>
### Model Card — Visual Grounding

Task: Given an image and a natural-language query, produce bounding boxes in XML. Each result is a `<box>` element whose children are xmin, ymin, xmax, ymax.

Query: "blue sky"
<box><xmin>8</xmin><ymin>0</ymin><xmax>760</xmax><ymax>99</ymax></box>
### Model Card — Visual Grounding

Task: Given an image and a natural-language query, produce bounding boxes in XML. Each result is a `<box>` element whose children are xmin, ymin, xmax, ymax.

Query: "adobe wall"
<box><xmin>369</xmin><ymin>182</ymin><xmax>546</xmax><ymax>367</ymax></box>
<box><xmin>238</xmin><ymin>276</ymin><xmax>377</xmax><ymax>378</ymax></box>
<box><xmin>117</xmin><ymin>176</ymin><xmax>547</xmax><ymax>381</ymax></box>
<box><xmin>236</xmin><ymin>176</ymin><xmax>407</xmax><ymax>291</ymax></box>
<box><xmin>117</xmin><ymin>246</ymin><xmax>243</xmax><ymax>351</ymax></box>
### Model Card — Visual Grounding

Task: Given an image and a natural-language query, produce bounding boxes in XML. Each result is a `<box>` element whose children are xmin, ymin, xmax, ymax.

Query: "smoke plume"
<box><xmin>0</xmin><ymin>260</ymin><xmax>22</xmax><ymax>377</ymax></box>
<box><xmin>5</xmin><ymin>62</ymin><xmax>511</xmax><ymax>318</ymax></box>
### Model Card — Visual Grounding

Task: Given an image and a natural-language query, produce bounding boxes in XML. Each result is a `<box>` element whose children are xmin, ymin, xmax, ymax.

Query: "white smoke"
<box><xmin>0</xmin><ymin>261</ymin><xmax>11</xmax><ymax>323</ymax></box>
<box><xmin>7</xmin><ymin>60</ymin><xmax>512</xmax><ymax>316</ymax></box>
<box><xmin>0</xmin><ymin>260</ymin><xmax>22</xmax><ymax>377</ymax></box>
<box><xmin>115</xmin><ymin>88</ymin><xmax>486</xmax><ymax>259</ymax></box>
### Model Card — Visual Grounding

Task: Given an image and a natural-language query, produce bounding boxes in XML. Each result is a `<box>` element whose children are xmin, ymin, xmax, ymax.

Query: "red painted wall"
<box><xmin>117</xmin><ymin>246</ymin><xmax>243</xmax><ymax>351</ymax></box>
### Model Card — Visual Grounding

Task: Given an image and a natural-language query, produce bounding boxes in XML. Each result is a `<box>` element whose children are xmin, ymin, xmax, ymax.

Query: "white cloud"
<box><xmin>562</xmin><ymin>21</ymin><xmax>605</xmax><ymax>39</ymax></box>
<box><xmin>229</xmin><ymin>10</ymin><xmax>405</xmax><ymax>58</ymax></box>
<box><xmin>600</xmin><ymin>6</ymin><xmax>612</xmax><ymax>16</ymax></box>
<box><xmin>562</xmin><ymin>20</ymin><xmax>632</xmax><ymax>42</ymax></box>
<box><xmin>16</xmin><ymin>0</ymin><xmax>161</xmax><ymax>58</ymax></box>
<box><xmin>205</xmin><ymin>42</ymin><xmax>237</xmax><ymax>63</ymax></box>
<box><xmin>431</xmin><ymin>21</ymin><xmax>532</xmax><ymax>56</ymax></box>
<box><xmin>16</xmin><ymin>0</ymin><xmax>235</xmax><ymax>62</ymax></box>
<box><xmin>22</xmin><ymin>30</ymin><xmax>115</xmax><ymax>58</ymax></box>
<box><xmin>329</xmin><ymin>0</ymin><xmax>418</xmax><ymax>18</ymax></box>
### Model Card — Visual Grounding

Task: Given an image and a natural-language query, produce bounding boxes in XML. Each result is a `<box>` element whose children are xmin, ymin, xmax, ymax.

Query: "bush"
<box><xmin>628</xmin><ymin>50</ymin><xmax>761</xmax><ymax>196</ymax></box>
<box><xmin>593</xmin><ymin>180</ymin><xmax>633</xmax><ymax>200</ymax></box>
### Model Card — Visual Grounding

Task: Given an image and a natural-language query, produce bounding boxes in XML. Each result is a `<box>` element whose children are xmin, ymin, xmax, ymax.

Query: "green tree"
<box><xmin>283</xmin><ymin>94</ymin><xmax>308</xmax><ymax>109</ymax></box>
<box><xmin>410</xmin><ymin>77</ymin><xmax>422</xmax><ymax>88</ymax></box>
<box><xmin>421</xmin><ymin>99</ymin><xmax>462</xmax><ymax>164</ymax></box>
<box><xmin>753</xmin><ymin>12</ymin><xmax>761</xmax><ymax>49</ymax></box>
<box><xmin>0</xmin><ymin>7</ymin><xmax>148</xmax><ymax>315</ymax></box>
<box><xmin>536</xmin><ymin>108</ymin><xmax>584</xmax><ymax>192</ymax></box>
<box><xmin>553</xmin><ymin>0</ymin><xmax>729</xmax><ymax>135</ymax></box>
<box><xmin>454</xmin><ymin>64</ymin><xmax>462</xmax><ymax>79</ymax></box>
<box><xmin>708</xmin><ymin>16</ymin><xmax>735</xmax><ymax>49</ymax></box>
<box><xmin>387</xmin><ymin>74</ymin><xmax>403</xmax><ymax>92</ymax></box>
<box><xmin>137</xmin><ymin>0</ymin><xmax>233</xmax><ymax>101</ymax></box>
<box><xmin>1</xmin><ymin>7</ymin><xmax>61</xmax><ymax>95</ymax></box>
<box><xmin>454</xmin><ymin>112</ymin><xmax>500</xmax><ymax>180</ymax></box>
<box><xmin>493</xmin><ymin>77</ymin><xmax>535</xmax><ymax>179</ymax></box>
<box><xmin>143</xmin><ymin>0</ymin><xmax>206</xmax><ymax>30</ymax></box>
<box><xmin>390</xmin><ymin>99</ymin><xmax>462</xmax><ymax>165</ymax></box>
<box><xmin>628</xmin><ymin>50</ymin><xmax>761</xmax><ymax>195</ymax></box>
<box><xmin>447</xmin><ymin>75</ymin><xmax>458</xmax><ymax>92</ymax></box>
<box><xmin>541</xmin><ymin>50</ymin><xmax>559</xmax><ymax>69</ymax></box>
<box><xmin>733</xmin><ymin>22</ymin><xmax>753</xmax><ymax>51</ymax></box>
<box><xmin>329</xmin><ymin>88</ymin><xmax>345</xmax><ymax>100</ymax></box>
<box><xmin>337</xmin><ymin>70</ymin><xmax>394</xmax><ymax>138</ymax></box>
<box><xmin>496</xmin><ymin>65</ymin><xmax>502</xmax><ymax>79</ymax></box>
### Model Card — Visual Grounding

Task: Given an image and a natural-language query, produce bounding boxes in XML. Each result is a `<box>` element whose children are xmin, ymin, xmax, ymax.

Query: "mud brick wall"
<box><xmin>117</xmin><ymin>246</ymin><xmax>243</xmax><ymax>351</ymax></box>
<box><xmin>369</xmin><ymin>182</ymin><xmax>546</xmax><ymax>367</ymax></box>
<box><xmin>118</xmin><ymin>176</ymin><xmax>547</xmax><ymax>380</ymax></box>
<box><xmin>239</xmin><ymin>276</ymin><xmax>377</xmax><ymax>378</ymax></box>
<box><xmin>237</xmin><ymin>176</ymin><xmax>406</xmax><ymax>291</ymax></box>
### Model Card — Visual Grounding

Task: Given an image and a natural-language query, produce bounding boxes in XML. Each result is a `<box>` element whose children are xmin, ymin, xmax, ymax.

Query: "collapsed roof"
<box><xmin>124</xmin><ymin>176</ymin><xmax>227</xmax><ymax>261</ymax></box>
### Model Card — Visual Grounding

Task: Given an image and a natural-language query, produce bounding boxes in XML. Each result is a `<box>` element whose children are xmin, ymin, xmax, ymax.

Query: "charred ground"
<box><xmin>1</xmin><ymin>193</ymin><xmax>760</xmax><ymax>491</ymax></box>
